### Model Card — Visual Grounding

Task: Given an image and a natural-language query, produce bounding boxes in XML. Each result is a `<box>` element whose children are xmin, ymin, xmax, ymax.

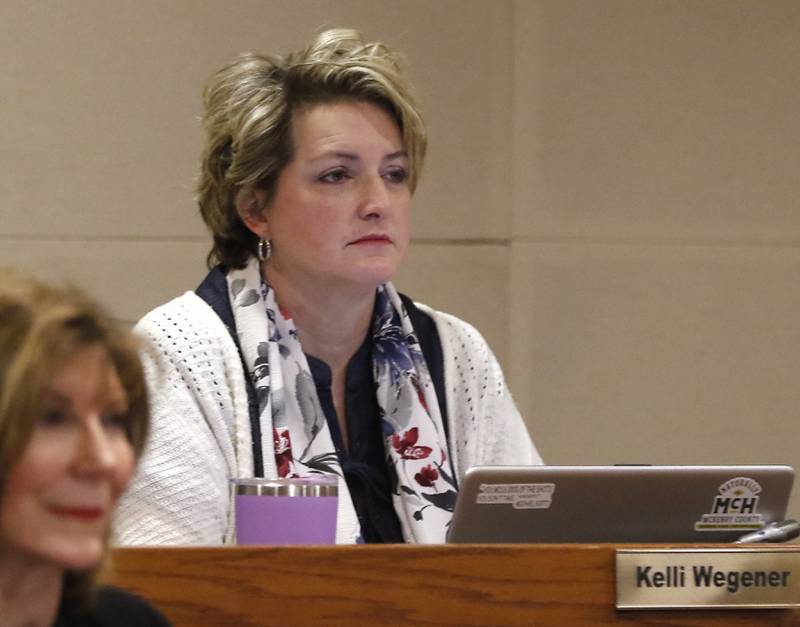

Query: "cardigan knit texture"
<box><xmin>115</xmin><ymin>291</ymin><xmax>542</xmax><ymax>545</ymax></box>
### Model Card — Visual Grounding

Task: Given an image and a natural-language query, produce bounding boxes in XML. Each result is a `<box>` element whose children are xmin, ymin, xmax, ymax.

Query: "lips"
<box><xmin>48</xmin><ymin>506</ymin><xmax>105</xmax><ymax>522</ymax></box>
<box><xmin>349</xmin><ymin>234</ymin><xmax>392</xmax><ymax>245</ymax></box>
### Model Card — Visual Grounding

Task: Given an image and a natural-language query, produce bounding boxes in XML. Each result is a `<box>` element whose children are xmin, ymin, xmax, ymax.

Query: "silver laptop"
<box><xmin>447</xmin><ymin>465</ymin><xmax>794</xmax><ymax>543</ymax></box>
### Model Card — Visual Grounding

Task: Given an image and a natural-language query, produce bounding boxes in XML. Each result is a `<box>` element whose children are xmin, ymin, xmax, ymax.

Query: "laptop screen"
<box><xmin>447</xmin><ymin>465</ymin><xmax>794</xmax><ymax>543</ymax></box>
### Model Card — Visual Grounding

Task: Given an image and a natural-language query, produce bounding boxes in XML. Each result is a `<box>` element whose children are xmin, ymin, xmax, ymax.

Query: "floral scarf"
<box><xmin>227</xmin><ymin>258</ymin><xmax>457</xmax><ymax>543</ymax></box>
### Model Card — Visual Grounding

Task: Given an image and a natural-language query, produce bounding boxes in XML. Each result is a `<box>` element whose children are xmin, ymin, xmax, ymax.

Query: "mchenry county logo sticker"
<box><xmin>694</xmin><ymin>477</ymin><xmax>764</xmax><ymax>532</ymax></box>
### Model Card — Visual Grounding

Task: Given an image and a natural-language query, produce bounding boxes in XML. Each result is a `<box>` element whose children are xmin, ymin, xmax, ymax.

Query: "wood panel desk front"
<box><xmin>110</xmin><ymin>544</ymin><xmax>799</xmax><ymax>626</ymax></box>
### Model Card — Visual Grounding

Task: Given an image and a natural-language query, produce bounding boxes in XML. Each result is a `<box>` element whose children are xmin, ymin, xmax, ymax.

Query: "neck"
<box><xmin>0</xmin><ymin>549</ymin><xmax>64</xmax><ymax>627</ymax></box>
<box><xmin>264</xmin><ymin>264</ymin><xmax>376</xmax><ymax>372</ymax></box>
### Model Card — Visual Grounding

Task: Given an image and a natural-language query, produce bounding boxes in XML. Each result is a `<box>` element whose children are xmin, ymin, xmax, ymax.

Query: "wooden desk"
<box><xmin>110</xmin><ymin>544</ymin><xmax>800</xmax><ymax>626</ymax></box>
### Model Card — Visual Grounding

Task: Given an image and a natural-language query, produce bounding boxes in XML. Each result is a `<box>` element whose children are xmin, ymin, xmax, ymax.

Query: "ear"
<box><xmin>235</xmin><ymin>186</ymin><xmax>271</xmax><ymax>240</ymax></box>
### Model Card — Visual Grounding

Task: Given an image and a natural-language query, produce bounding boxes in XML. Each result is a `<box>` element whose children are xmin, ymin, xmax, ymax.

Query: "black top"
<box><xmin>53</xmin><ymin>586</ymin><xmax>171</xmax><ymax>627</ymax></box>
<box><xmin>196</xmin><ymin>266</ymin><xmax>449</xmax><ymax>543</ymax></box>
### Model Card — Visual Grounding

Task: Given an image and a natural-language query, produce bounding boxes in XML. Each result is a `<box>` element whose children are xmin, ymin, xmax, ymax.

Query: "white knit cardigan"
<box><xmin>115</xmin><ymin>291</ymin><xmax>542</xmax><ymax>545</ymax></box>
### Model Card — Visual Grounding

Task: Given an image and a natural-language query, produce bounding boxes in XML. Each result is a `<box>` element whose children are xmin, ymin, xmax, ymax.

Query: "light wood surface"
<box><xmin>109</xmin><ymin>544</ymin><xmax>800</xmax><ymax>626</ymax></box>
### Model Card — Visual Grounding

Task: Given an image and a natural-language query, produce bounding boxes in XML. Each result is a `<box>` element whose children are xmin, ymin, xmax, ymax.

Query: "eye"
<box><xmin>101</xmin><ymin>412</ymin><xmax>130</xmax><ymax>433</ymax></box>
<box><xmin>318</xmin><ymin>168</ymin><xmax>351</xmax><ymax>184</ymax></box>
<box><xmin>383</xmin><ymin>167</ymin><xmax>409</xmax><ymax>185</ymax></box>
<box><xmin>39</xmin><ymin>409</ymin><xmax>68</xmax><ymax>427</ymax></box>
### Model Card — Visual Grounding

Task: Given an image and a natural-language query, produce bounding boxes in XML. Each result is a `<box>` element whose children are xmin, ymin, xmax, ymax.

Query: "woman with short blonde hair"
<box><xmin>118</xmin><ymin>28</ymin><xmax>541</xmax><ymax>546</ymax></box>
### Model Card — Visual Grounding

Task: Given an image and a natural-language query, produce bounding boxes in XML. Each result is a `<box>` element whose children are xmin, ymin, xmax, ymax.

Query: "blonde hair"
<box><xmin>0</xmin><ymin>268</ymin><xmax>149</xmax><ymax>612</ymax></box>
<box><xmin>198</xmin><ymin>28</ymin><xmax>428</xmax><ymax>269</ymax></box>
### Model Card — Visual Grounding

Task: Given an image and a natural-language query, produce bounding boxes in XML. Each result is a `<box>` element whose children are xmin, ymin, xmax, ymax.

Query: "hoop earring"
<box><xmin>257</xmin><ymin>239</ymin><xmax>272</xmax><ymax>262</ymax></box>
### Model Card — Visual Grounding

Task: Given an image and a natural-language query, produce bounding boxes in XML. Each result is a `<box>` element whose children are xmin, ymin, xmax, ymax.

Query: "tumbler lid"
<box><xmin>230</xmin><ymin>475</ymin><xmax>338</xmax><ymax>497</ymax></box>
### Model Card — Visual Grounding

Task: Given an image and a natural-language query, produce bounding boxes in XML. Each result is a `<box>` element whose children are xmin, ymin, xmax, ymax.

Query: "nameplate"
<box><xmin>616</xmin><ymin>548</ymin><xmax>800</xmax><ymax>609</ymax></box>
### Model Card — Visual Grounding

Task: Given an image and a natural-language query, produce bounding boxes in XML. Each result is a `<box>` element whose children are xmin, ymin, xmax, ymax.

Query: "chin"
<box><xmin>48</xmin><ymin>537</ymin><xmax>105</xmax><ymax>572</ymax></box>
<box><xmin>347</xmin><ymin>260</ymin><xmax>400</xmax><ymax>288</ymax></box>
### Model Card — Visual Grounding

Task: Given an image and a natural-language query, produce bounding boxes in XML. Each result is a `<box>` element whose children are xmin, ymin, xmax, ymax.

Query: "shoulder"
<box><xmin>407</xmin><ymin>300</ymin><xmax>503</xmax><ymax>409</ymax></box>
<box><xmin>400</xmin><ymin>294</ymin><xmax>442</xmax><ymax>349</ymax></box>
<box><xmin>92</xmin><ymin>587</ymin><xmax>171</xmax><ymax>626</ymax></box>
<box><xmin>134</xmin><ymin>292</ymin><xmax>237</xmax><ymax>370</ymax></box>
<box><xmin>413</xmin><ymin>304</ymin><xmax>505</xmax><ymax>413</ymax></box>
<box><xmin>402</xmin><ymin>297</ymin><xmax>482</xmax><ymax>343</ymax></box>
<box><xmin>135</xmin><ymin>291</ymin><xmax>226</xmax><ymax>342</ymax></box>
<box><xmin>412</xmin><ymin>301</ymin><xmax>493</xmax><ymax>362</ymax></box>
<box><xmin>64</xmin><ymin>587</ymin><xmax>171</xmax><ymax>627</ymax></box>
<box><xmin>133</xmin><ymin>291</ymin><xmax>241</xmax><ymax>394</ymax></box>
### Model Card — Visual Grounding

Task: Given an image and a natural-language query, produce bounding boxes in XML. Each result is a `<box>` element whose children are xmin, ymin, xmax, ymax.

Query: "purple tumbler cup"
<box><xmin>231</xmin><ymin>476</ymin><xmax>338</xmax><ymax>545</ymax></box>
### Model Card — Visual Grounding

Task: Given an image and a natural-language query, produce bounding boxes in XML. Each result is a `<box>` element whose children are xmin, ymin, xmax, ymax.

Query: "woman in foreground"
<box><xmin>117</xmin><ymin>28</ymin><xmax>542</xmax><ymax>546</ymax></box>
<box><xmin>0</xmin><ymin>269</ymin><xmax>170</xmax><ymax>626</ymax></box>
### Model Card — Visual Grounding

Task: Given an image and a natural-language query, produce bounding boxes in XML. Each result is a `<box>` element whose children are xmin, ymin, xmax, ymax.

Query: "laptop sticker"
<box><xmin>476</xmin><ymin>483</ymin><xmax>555</xmax><ymax>509</ymax></box>
<box><xmin>694</xmin><ymin>477</ymin><xmax>764</xmax><ymax>532</ymax></box>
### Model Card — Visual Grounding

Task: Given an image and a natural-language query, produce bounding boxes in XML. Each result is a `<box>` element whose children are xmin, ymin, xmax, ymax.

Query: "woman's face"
<box><xmin>0</xmin><ymin>344</ymin><xmax>136</xmax><ymax>571</ymax></box>
<box><xmin>261</xmin><ymin>100</ymin><xmax>412</xmax><ymax>295</ymax></box>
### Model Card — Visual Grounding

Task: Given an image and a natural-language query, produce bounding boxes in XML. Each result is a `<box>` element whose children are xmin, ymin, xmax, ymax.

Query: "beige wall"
<box><xmin>2</xmin><ymin>1</ymin><xmax>800</xmax><ymax>519</ymax></box>
<box><xmin>509</xmin><ymin>0</ymin><xmax>800</xmax><ymax>520</ymax></box>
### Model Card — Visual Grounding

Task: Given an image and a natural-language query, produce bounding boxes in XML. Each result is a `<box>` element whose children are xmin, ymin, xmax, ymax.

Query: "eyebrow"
<box><xmin>384</xmin><ymin>150</ymin><xmax>408</xmax><ymax>160</ymax></box>
<box><xmin>311</xmin><ymin>150</ymin><xmax>408</xmax><ymax>163</ymax></box>
<box><xmin>42</xmin><ymin>389</ymin><xmax>69</xmax><ymax>406</ymax></box>
<box><xmin>43</xmin><ymin>385</ymin><xmax>129</xmax><ymax>413</ymax></box>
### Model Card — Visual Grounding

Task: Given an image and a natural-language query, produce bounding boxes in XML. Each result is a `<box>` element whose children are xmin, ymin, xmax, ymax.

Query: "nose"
<box><xmin>357</xmin><ymin>174</ymin><xmax>390</xmax><ymax>220</ymax></box>
<box><xmin>73</xmin><ymin>417</ymin><xmax>117</xmax><ymax>477</ymax></box>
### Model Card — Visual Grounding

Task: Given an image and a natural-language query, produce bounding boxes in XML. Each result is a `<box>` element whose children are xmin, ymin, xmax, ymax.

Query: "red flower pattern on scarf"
<box><xmin>391</xmin><ymin>427</ymin><xmax>432</xmax><ymax>460</ymax></box>
<box><xmin>278</xmin><ymin>304</ymin><xmax>292</xmax><ymax>320</ymax></box>
<box><xmin>273</xmin><ymin>427</ymin><xmax>293</xmax><ymax>477</ymax></box>
<box><xmin>414</xmin><ymin>464</ymin><xmax>439</xmax><ymax>487</ymax></box>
